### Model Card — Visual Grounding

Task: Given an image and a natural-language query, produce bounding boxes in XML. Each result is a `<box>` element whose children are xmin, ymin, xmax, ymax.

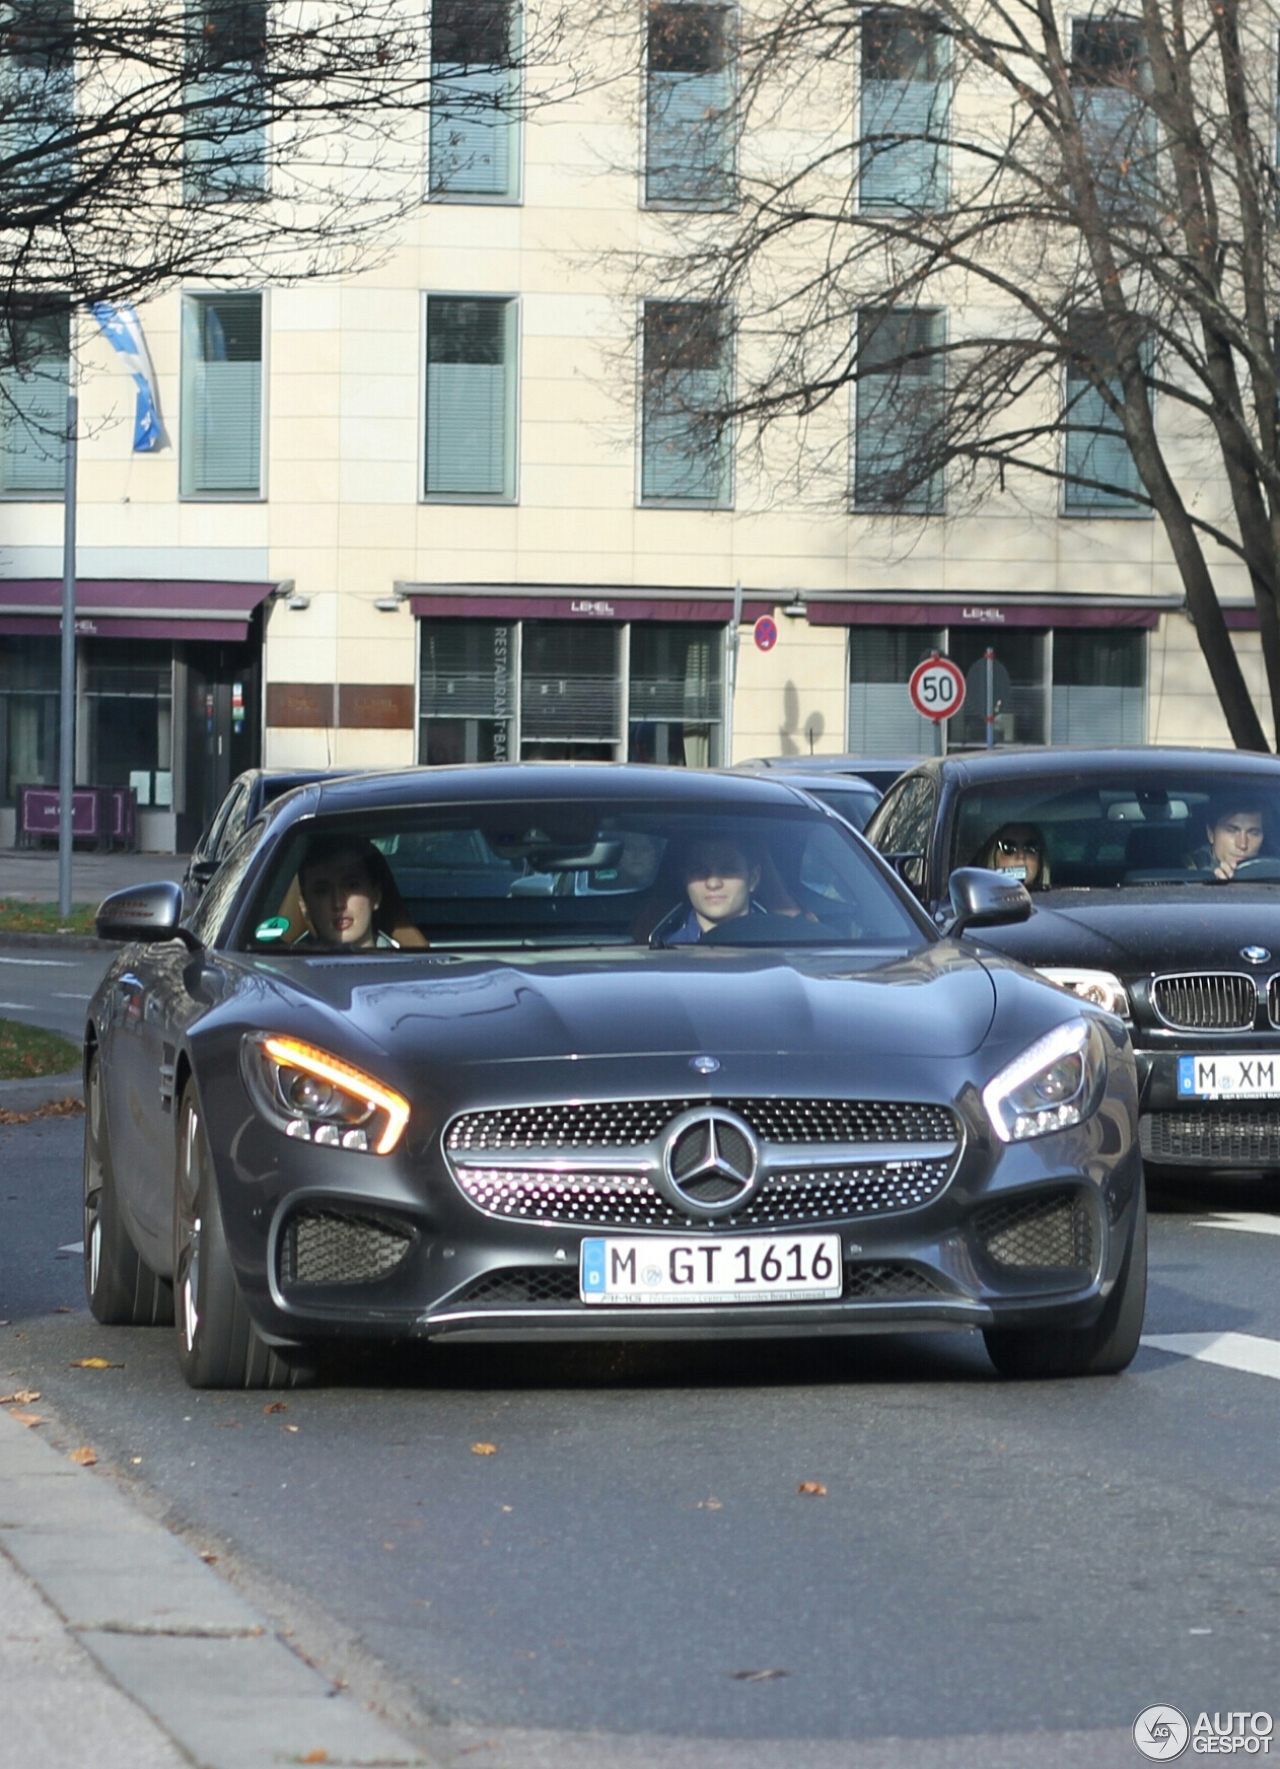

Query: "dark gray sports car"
<box><xmin>83</xmin><ymin>765</ymin><xmax>1144</xmax><ymax>1388</ymax></box>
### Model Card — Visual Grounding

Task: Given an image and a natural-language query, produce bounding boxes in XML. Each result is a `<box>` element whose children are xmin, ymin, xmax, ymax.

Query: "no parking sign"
<box><xmin>753</xmin><ymin>616</ymin><xmax>778</xmax><ymax>652</ymax></box>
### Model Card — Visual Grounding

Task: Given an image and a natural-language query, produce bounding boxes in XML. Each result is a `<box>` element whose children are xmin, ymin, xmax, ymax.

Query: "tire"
<box><xmin>983</xmin><ymin>1179</ymin><xmax>1148</xmax><ymax>1380</ymax></box>
<box><xmin>83</xmin><ymin>1050</ymin><xmax>174</xmax><ymax>1326</ymax></box>
<box><xmin>173</xmin><ymin>1083</ymin><xmax>300</xmax><ymax>1390</ymax></box>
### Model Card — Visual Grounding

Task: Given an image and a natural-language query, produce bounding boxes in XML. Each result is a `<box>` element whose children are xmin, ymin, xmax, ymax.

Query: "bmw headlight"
<box><xmin>982</xmin><ymin>1018</ymin><xmax>1107</xmax><ymax>1143</ymax></box>
<box><xmin>241</xmin><ymin>1033</ymin><xmax>410</xmax><ymax>1154</ymax></box>
<box><xmin>1037</xmin><ymin>967</ymin><xmax>1130</xmax><ymax>1020</ymax></box>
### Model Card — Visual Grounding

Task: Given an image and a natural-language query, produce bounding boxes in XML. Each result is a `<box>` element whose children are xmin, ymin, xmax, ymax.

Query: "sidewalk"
<box><xmin>0</xmin><ymin>849</ymin><xmax>189</xmax><ymax>903</ymax></box>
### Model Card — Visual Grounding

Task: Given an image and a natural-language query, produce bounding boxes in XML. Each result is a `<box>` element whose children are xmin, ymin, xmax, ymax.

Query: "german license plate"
<box><xmin>1177</xmin><ymin>1054</ymin><xmax>1280</xmax><ymax>1100</ymax></box>
<box><xmin>580</xmin><ymin>1234</ymin><xmax>842</xmax><ymax>1306</ymax></box>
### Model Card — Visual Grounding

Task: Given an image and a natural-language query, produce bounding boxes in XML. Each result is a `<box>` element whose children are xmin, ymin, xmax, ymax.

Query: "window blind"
<box><xmin>854</xmin><ymin>308</ymin><xmax>944</xmax><ymax>511</ymax></box>
<box><xmin>180</xmin><ymin>294</ymin><xmax>262</xmax><ymax>496</ymax></box>
<box><xmin>641</xmin><ymin>303</ymin><xmax>729</xmax><ymax>504</ymax></box>
<box><xmin>0</xmin><ymin>311</ymin><xmax>68</xmax><ymax>495</ymax></box>
<box><xmin>0</xmin><ymin>0</ymin><xmax>74</xmax><ymax>195</ymax></box>
<box><xmin>521</xmin><ymin>622</ymin><xmax>621</xmax><ymax>742</ymax></box>
<box><xmin>420</xmin><ymin>621</ymin><xmax>515</xmax><ymax>718</ymax></box>
<box><xmin>425</xmin><ymin>298</ymin><xmax>515</xmax><ymax>497</ymax></box>
<box><xmin>629</xmin><ymin>625</ymin><xmax>723</xmax><ymax>722</ymax></box>
<box><xmin>645</xmin><ymin>7</ymin><xmax>732</xmax><ymax>206</ymax></box>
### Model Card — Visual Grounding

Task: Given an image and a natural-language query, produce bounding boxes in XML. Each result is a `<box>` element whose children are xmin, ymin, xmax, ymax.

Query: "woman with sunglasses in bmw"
<box><xmin>973</xmin><ymin>823</ymin><xmax>1051</xmax><ymax>891</ymax></box>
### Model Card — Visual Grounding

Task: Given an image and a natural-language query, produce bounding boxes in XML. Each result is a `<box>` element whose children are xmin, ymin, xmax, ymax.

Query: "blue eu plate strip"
<box><xmin>581</xmin><ymin>1238</ymin><xmax>607</xmax><ymax>1293</ymax></box>
<box><xmin>1177</xmin><ymin>1057</ymin><xmax>1197</xmax><ymax>1096</ymax></box>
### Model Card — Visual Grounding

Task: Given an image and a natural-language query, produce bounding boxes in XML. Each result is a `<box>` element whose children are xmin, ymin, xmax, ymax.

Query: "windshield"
<box><xmin>239</xmin><ymin>797</ymin><xmax>926</xmax><ymax>953</ymax></box>
<box><xmin>952</xmin><ymin>771</ymin><xmax>1280</xmax><ymax>891</ymax></box>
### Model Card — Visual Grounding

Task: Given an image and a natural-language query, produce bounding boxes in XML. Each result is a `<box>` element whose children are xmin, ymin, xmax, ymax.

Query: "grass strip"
<box><xmin>0</xmin><ymin>901</ymin><xmax>96</xmax><ymax>936</ymax></box>
<box><xmin>0</xmin><ymin>1018</ymin><xmax>81</xmax><ymax>1080</ymax></box>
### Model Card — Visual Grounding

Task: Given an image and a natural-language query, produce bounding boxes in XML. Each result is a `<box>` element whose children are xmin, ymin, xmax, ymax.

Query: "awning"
<box><xmin>0</xmin><ymin>579</ymin><xmax>277</xmax><ymax>643</ymax></box>
<box><xmin>401</xmin><ymin>583</ymin><xmax>1182</xmax><ymax>630</ymax></box>
<box><xmin>402</xmin><ymin>583</ymin><xmax>777</xmax><ymax>623</ymax></box>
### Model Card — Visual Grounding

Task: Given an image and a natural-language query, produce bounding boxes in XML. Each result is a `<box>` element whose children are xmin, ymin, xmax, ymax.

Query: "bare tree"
<box><xmin>0</xmin><ymin>0</ymin><xmax>571</xmax><ymax>363</ymax></box>
<box><xmin>609</xmin><ymin>0</ymin><xmax>1280</xmax><ymax>749</ymax></box>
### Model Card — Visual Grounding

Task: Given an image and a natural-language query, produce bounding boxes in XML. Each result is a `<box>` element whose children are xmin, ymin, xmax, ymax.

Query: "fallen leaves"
<box><xmin>300</xmin><ymin>1754</ymin><xmax>330</xmax><ymax>1765</ymax></box>
<box><xmin>282</xmin><ymin>1423</ymin><xmax>299</xmax><ymax>1434</ymax></box>
<box><xmin>199</xmin><ymin>1551</ymin><xmax>218</xmax><ymax>1565</ymax></box>
<box><xmin>697</xmin><ymin>1497</ymin><xmax>723</xmax><ymax>1510</ymax></box>
<box><xmin>68</xmin><ymin>1446</ymin><xmax>97</xmax><ymax>1466</ymax></box>
<box><xmin>263</xmin><ymin>1401</ymin><xmax>288</xmax><ymax>1414</ymax></box>
<box><xmin>0</xmin><ymin>1096</ymin><xmax>85</xmax><ymax>1127</ymax></box>
<box><xmin>8</xmin><ymin>1410</ymin><xmax>45</xmax><ymax>1428</ymax></box>
<box><xmin>470</xmin><ymin>1442</ymin><xmax>498</xmax><ymax>1457</ymax></box>
<box><xmin>0</xmin><ymin>1389</ymin><xmax>39</xmax><ymax>1405</ymax></box>
<box><xmin>797</xmin><ymin>1481</ymin><xmax>827</xmax><ymax>1497</ymax></box>
<box><xmin>70</xmin><ymin>1357</ymin><xmax>123</xmax><ymax>1369</ymax></box>
<box><xmin>732</xmin><ymin>1668</ymin><xmax>789</xmax><ymax>1682</ymax></box>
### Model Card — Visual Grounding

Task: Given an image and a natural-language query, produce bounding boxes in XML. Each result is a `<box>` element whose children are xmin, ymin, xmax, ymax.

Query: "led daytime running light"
<box><xmin>981</xmin><ymin>1018</ymin><xmax>1101</xmax><ymax>1144</ymax></box>
<box><xmin>261</xmin><ymin>1036</ymin><xmax>410</xmax><ymax>1154</ymax></box>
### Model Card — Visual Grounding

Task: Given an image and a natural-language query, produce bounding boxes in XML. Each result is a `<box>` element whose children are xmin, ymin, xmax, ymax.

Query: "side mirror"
<box><xmin>188</xmin><ymin>855</ymin><xmax>221</xmax><ymax>887</ymax></box>
<box><xmin>884</xmin><ymin>851</ymin><xmax>926</xmax><ymax>894</ymax></box>
<box><xmin>96</xmin><ymin>881</ymin><xmax>198</xmax><ymax>947</ymax></box>
<box><xmin>948</xmin><ymin>866</ymin><xmax>1033</xmax><ymax>937</ymax></box>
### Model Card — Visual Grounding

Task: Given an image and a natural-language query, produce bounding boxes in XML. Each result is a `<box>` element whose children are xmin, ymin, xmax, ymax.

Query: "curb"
<box><xmin>0</xmin><ymin>930</ymin><xmax>112</xmax><ymax>953</ymax></box>
<box><xmin>0</xmin><ymin>1070</ymin><xmax>84</xmax><ymax>1112</ymax></box>
<box><xmin>0</xmin><ymin>1408</ymin><xmax>428</xmax><ymax>1768</ymax></box>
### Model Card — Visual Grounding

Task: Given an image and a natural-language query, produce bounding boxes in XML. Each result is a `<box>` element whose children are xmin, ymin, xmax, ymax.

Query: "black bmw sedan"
<box><xmin>84</xmin><ymin>764</ymin><xmax>1142</xmax><ymax>1388</ymax></box>
<box><xmin>862</xmin><ymin>746</ymin><xmax>1280</xmax><ymax>1178</ymax></box>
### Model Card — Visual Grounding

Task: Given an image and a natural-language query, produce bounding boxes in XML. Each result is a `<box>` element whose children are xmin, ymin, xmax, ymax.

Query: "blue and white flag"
<box><xmin>90</xmin><ymin>301</ymin><xmax>165</xmax><ymax>451</ymax></box>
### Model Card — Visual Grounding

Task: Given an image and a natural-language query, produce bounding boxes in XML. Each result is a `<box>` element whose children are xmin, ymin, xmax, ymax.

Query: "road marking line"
<box><xmin>58</xmin><ymin>1242</ymin><xmax>83</xmax><ymax>1254</ymax></box>
<box><xmin>1194</xmin><ymin>1212</ymin><xmax>1280</xmax><ymax>1238</ymax></box>
<box><xmin>1142</xmin><ymin>1331</ymin><xmax>1280</xmax><ymax>1381</ymax></box>
<box><xmin>0</xmin><ymin>1001</ymin><xmax>34</xmax><ymax>1010</ymax></box>
<box><xmin>52</xmin><ymin>992</ymin><xmax>91</xmax><ymax>1000</ymax></box>
<box><xmin>0</xmin><ymin>957</ymin><xmax>76</xmax><ymax>967</ymax></box>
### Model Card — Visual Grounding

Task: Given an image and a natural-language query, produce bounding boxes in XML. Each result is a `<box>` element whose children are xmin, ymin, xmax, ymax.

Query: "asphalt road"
<box><xmin>1</xmin><ymin>1107</ymin><xmax>1278</xmax><ymax>1767</ymax></box>
<box><xmin>0</xmin><ymin>942</ymin><xmax>113</xmax><ymax>1042</ymax></box>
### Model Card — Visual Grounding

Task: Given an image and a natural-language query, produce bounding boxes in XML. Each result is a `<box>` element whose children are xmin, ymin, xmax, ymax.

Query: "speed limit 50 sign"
<box><xmin>909</xmin><ymin>655</ymin><xmax>966</xmax><ymax>722</ymax></box>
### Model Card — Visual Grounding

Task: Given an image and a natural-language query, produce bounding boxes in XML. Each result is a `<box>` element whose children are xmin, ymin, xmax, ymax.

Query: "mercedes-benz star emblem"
<box><xmin>658</xmin><ymin>1106</ymin><xmax>760</xmax><ymax>1220</ymax></box>
<box><xmin>1242</xmin><ymin>946</ymin><xmax>1272</xmax><ymax>965</ymax></box>
<box><xmin>689</xmin><ymin>1055</ymin><xmax>721</xmax><ymax>1074</ymax></box>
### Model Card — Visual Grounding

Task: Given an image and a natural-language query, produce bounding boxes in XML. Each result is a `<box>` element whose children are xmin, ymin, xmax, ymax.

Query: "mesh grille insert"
<box><xmin>843</xmin><ymin>1262</ymin><xmax>942</xmax><ymax>1299</ymax></box>
<box><xmin>1151</xmin><ymin>973</ymin><xmax>1257</xmax><ymax>1031</ymax></box>
<box><xmin>1142</xmin><ymin>1109</ymin><xmax>1280</xmax><ymax>1165</ymax></box>
<box><xmin>973</xmin><ymin>1193</ymin><xmax>1094</xmax><ymax>1273</ymax></box>
<box><xmin>453</xmin><ymin>1266</ymin><xmax>582</xmax><ymax>1306</ymax></box>
<box><xmin>447</xmin><ymin>1097</ymin><xmax>958</xmax><ymax>1153</ymax></box>
<box><xmin>281</xmin><ymin>1210</ymin><xmax>415</xmax><ymax>1288</ymax></box>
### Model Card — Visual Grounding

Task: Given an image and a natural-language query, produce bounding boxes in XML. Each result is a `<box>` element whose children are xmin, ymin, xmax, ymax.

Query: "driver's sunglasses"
<box><xmin>997</xmin><ymin>837</ymin><xmax>1041</xmax><ymax>857</ymax></box>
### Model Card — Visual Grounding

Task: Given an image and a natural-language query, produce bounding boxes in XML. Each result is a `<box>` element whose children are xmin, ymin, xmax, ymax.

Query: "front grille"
<box><xmin>843</xmin><ymin>1261</ymin><xmax>942</xmax><ymax>1299</ymax></box>
<box><xmin>1269</xmin><ymin>976</ymin><xmax>1280</xmax><ymax>1027</ymax></box>
<box><xmin>448</xmin><ymin>1097</ymin><xmax>957</xmax><ymax>1152</ymax></box>
<box><xmin>1143</xmin><ymin>1109</ymin><xmax>1280</xmax><ymax>1166</ymax></box>
<box><xmin>280</xmin><ymin>1209</ymin><xmax>415</xmax><ymax>1287</ymax></box>
<box><xmin>452</xmin><ymin>1159</ymin><xmax>956</xmax><ymax>1231</ymax></box>
<box><xmin>1151</xmin><ymin>973</ymin><xmax>1257</xmax><ymax>1031</ymax></box>
<box><xmin>446</xmin><ymin>1098</ymin><xmax>960</xmax><ymax>1232</ymax></box>
<box><xmin>452</xmin><ymin>1266</ymin><xmax>582</xmax><ymax>1306</ymax></box>
<box><xmin>973</xmin><ymin>1192</ymin><xmax>1094</xmax><ymax>1273</ymax></box>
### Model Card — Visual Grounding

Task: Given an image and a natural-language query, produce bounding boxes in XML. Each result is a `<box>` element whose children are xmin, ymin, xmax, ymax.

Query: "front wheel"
<box><xmin>983</xmin><ymin>1181</ymin><xmax>1147</xmax><ymax>1379</ymax></box>
<box><xmin>83</xmin><ymin>1050</ymin><xmax>173</xmax><ymax>1326</ymax></box>
<box><xmin>173</xmin><ymin>1084</ymin><xmax>300</xmax><ymax>1389</ymax></box>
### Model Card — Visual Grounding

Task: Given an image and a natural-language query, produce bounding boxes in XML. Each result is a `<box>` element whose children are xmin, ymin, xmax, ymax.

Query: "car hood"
<box><xmin>971</xmin><ymin>885</ymin><xmax>1280</xmax><ymax>974</ymax></box>
<box><xmin>224</xmin><ymin>942</ymin><xmax>999</xmax><ymax>1067</ymax></box>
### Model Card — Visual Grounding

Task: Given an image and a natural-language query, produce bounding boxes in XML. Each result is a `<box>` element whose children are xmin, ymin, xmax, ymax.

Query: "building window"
<box><xmin>418</xmin><ymin>618</ymin><xmax>725</xmax><ymax>765</ymax></box>
<box><xmin>1070</xmin><ymin>17</ymin><xmax>1154</xmax><ymax>216</ymax></box>
<box><xmin>949</xmin><ymin>629</ymin><xmax>1048</xmax><ymax>747</ymax></box>
<box><xmin>854</xmin><ymin>308</ymin><xmax>944</xmax><ymax>512</ymax></box>
<box><xmin>860</xmin><ymin>9</ymin><xmax>949</xmax><ymax>211</ymax></box>
<box><xmin>0</xmin><ymin>306</ymin><xmax>69</xmax><ymax>497</ymax></box>
<box><xmin>1051</xmin><ymin>628</ymin><xmax>1145</xmax><ymax>743</ymax></box>
<box><xmin>419</xmin><ymin>619</ymin><xmax>515</xmax><ymax>762</ymax></box>
<box><xmin>0</xmin><ymin>638</ymin><xmax>59</xmax><ymax>801</ymax></box>
<box><xmin>847</xmin><ymin>628</ymin><xmax>945</xmax><ymax>756</ymax></box>
<box><xmin>645</xmin><ymin>3</ymin><xmax>733</xmax><ymax>209</ymax></box>
<box><xmin>0</xmin><ymin>0</ymin><xmax>74</xmax><ymax>199</ymax></box>
<box><xmin>184</xmin><ymin>0</ymin><xmax>268</xmax><ymax>201</ymax></box>
<box><xmin>81</xmin><ymin>641</ymin><xmax>173</xmax><ymax>802</ymax></box>
<box><xmin>640</xmin><ymin>301</ymin><xmax>731</xmax><ymax>505</ymax></box>
<box><xmin>628</xmin><ymin>623</ymin><xmax>723</xmax><ymax>764</ymax></box>
<box><xmin>1063</xmin><ymin>313</ymin><xmax>1148</xmax><ymax>515</ymax></box>
<box><xmin>180</xmin><ymin>292</ymin><xmax>263</xmax><ymax>498</ymax></box>
<box><xmin>424</xmin><ymin>296</ymin><xmax>518</xmax><ymax>500</ymax></box>
<box><xmin>429</xmin><ymin>0</ymin><xmax>519</xmax><ymax>199</ymax></box>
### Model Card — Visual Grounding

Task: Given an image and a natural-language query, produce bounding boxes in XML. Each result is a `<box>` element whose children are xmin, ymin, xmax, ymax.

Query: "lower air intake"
<box><xmin>453</xmin><ymin>1267</ymin><xmax>582</xmax><ymax>1306</ymax></box>
<box><xmin>1142</xmin><ymin>1109</ymin><xmax>1280</xmax><ymax>1166</ymax></box>
<box><xmin>280</xmin><ymin>1209</ymin><xmax>414</xmax><ymax>1287</ymax></box>
<box><xmin>973</xmin><ymin>1192</ymin><xmax>1094</xmax><ymax>1273</ymax></box>
<box><xmin>843</xmin><ymin>1262</ymin><xmax>942</xmax><ymax>1299</ymax></box>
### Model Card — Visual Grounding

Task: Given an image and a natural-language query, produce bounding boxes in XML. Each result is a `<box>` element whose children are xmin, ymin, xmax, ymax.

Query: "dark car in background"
<box><xmin>863</xmin><ymin>747</ymin><xmax>1280</xmax><ymax>1178</ymax></box>
<box><xmin>84</xmin><ymin>764</ymin><xmax>1141</xmax><ymax>1388</ymax></box>
<box><xmin>184</xmin><ymin>769</ymin><xmax>363</xmax><ymax>903</ymax></box>
<box><xmin>740</xmin><ymin>755</ymin><xmax>919</xmax><ymax>795</ymax></box>
<box><xmin>733</xmin><ymin>767</ymin><xmax>882</xmax><ymax>831</ymax></box>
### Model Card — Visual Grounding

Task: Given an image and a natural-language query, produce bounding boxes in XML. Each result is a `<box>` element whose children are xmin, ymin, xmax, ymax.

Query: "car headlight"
<box><xmin>1037</xmin><ymin>967</ymin><xmax>1130</xmax><ymax>1020</ymax></box>
<box><xmin>241</xmin><ymin>1033</ymin><xmax>410</xmax><ymax>1154</ymax></box>
<box><xmin>982</xmin><ymin>1018</ymin><xmax>1107</xmax><ymax>1143</ymax></box>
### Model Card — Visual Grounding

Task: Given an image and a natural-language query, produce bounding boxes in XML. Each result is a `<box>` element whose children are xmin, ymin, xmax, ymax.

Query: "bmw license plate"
<box><xmin>1177</xmin><ymin>1054</ymin><xmax>1280</xmax><ymax>1100</ymax></box>
<box><xmin>580</xmin><ymin>1234</ymin><xmax>842</xmax><ymax>1306</ymax></box>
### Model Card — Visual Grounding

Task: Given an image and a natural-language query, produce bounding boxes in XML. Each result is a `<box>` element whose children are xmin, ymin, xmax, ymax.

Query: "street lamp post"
<box><xmin>58</xmin><ymin>391</ymin><xmax>78</xmax><ymax>921</ymax></box>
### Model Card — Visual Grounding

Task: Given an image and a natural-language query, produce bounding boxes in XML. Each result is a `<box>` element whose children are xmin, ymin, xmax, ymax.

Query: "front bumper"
<box><xmin>1137</xmin><ymin>1033</ymin><xmax>1280</xmax><ymax>1170</ymax></box>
